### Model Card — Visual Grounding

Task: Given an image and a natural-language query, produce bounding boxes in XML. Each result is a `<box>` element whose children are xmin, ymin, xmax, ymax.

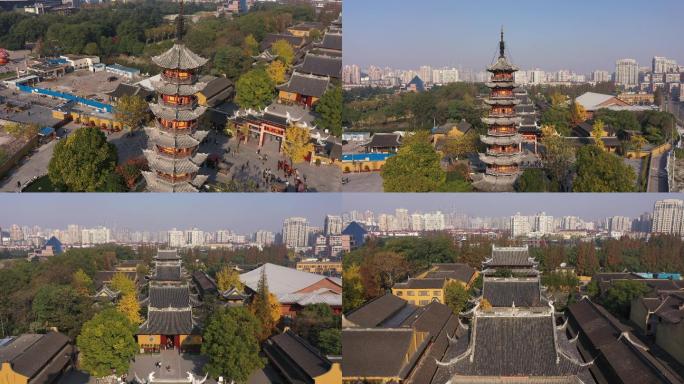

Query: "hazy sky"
<box><xmin>344</xmin><ymin>0</ymin><xmax>684</xmax><ymax>73</ymax></box>
<box><xmin>0</xmin><ymin>194</ymin><xmax>680</xmax><ymax>232</ymax></box>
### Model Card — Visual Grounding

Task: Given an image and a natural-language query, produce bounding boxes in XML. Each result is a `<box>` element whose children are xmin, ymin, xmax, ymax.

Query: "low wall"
<box><xmin>0</xmin><ymin>135</ymin><xmax>39</xmax><ymax>179</ymax></box>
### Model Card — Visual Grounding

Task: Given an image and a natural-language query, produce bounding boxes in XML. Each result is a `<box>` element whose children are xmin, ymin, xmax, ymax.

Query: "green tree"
<box><xmin>32</xmin><ymin>284</ymin><xmax>91</xmax><ymax>337</ymax></box>
<box><xmin>266</xmin><ymin>60</ymin><xmax>287</xmax><ymax>84</ymax></box>
<box><xmin>213</xmin><ymin>46</ymin><xmax>249</xmax><ymax>82</ymax></box>
<box><xmin>83</xmin><ymin>42</ymin><xmax>99</xmax><ymax>56</ymax></box>
<box><xmin>592</xmin><ymin>119</ymin><xmax>607</xmax><ymax>150</ymax></box>
<box><xmin>602</xmin><ymin>280</ymin><xmax>649</xmax><ymax>318</ymax></box>
<box><xmin>516</xmin><ymin>169</ymin><xmax>549</xmax><ymax>192</ymax></box>
<box><xmin>342</xmin><ymin>265</ymin><xmax>365</xmax><ymax>312</ymax></box>
<box><xmin>444</xmin><ymin>281</ymin><xmax>470</xmax><ymax>313</ymax></box>
<box><xmin>586</xmin><ymin>279</ymin><xmax>599</xmax><ymax>299</ymax></box>
<box><xmin>293</xmin><ymin>303</ymin><xmax>340</xmax><ymax>353</ymax></box>
<box><xmin>249</xmin><ymin>268</ymin><xmax>279</xmax><ymax>340</ymax></box>
<box><xmin>282</xmin><ymin>125</ymin><xmax>314</xmax><ymax>165</ymax></box>
<box><xmin>202</xmin><ymin>307</ymin><xmax>264</xmax><ymax>383</ymax></box>
<box><xmin>242</xmin><ymin>34</ymin><xmax>259</xmax><ymax>56</ymax></box>
<box><xmin>573</xmin><ymin>145</ymin><xmax>636</xmax><ymax>192</ymax></box>
<box><xmin>235</xmin><ymin>69</ymin><xmax>275</xmax><ymax>109</ymax></box>
<box><xmin>541</xmin><ymin>107</ymin><xmax>572</xmax><ymax>136</ymax></box>
<box><xmin>72</xmin><ymin>268</ymin><xmax>93</xmax><ymax>295</ymax></box>
<box><xmin>216</xmin><ymin>266</ymin><xmax>243</xmax><ymax>291</ymax></box>
<box><xmin>48</xmin><ymin>127</ymin><xmax>120</xmax><ymax>192</ymax></box>
<box><xmin>315</xmin><ymin>85</ymin><xmax>342</xmax><ymax>137</ymax></box>
<box><xmin>382</xmin><ymin>131</ymin><xmax>446</xmax><ymax>192</ymax></box>
<box><xmin>117</xmin><ymin>293</ymin><xmax>142</xmax><ymax>325</ymax></box>
<box><xmin>110</xmin><ymin>272</ymin><xmax>136</xmax><ymax>296</ymax></box>
<box><xmin>114</xmin><ymin>95</ymin><xmax>148</xmax><ymax>133</ymax></box>
<box><xmin>77</xmin><ymin>309</ymin><xmax>137</xmax><ymax>378</ymax></box>
<box><xmin>540</xmin><ymin>127</ymin><xmax>575</xmax><ymax>191</ymax></box>
<box><xmin>271</xmin><ymin>39</ymin><xmax>294</xmax><ymax>66</ymax></box>
<box><xmin>317</xmin><ymin>328</ymin><xmax>341</xmax><ymax>355</ymax></box>
<box><xmin>570</xmin><ymin>100</ymin><xmax>587</xmax><ymax>126</ymax></box>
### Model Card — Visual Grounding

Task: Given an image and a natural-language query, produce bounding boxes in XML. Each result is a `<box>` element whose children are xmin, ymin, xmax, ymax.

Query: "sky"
<box><xmin>344</xmin><ymin>0</ymin><xmax>684</xmax><ymax>73</ymax></box>
<box><xmin>0</xmin><ymin>193</ymin><xmax>680</xmax><ymax>232</ymax></box>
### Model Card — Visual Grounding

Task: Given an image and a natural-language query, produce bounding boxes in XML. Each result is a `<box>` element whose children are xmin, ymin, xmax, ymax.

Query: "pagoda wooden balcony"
<box><xmin>480</xmin><ymin>133</ymin><xmax>523</xmax><ymax>146</ymax></box>
<box><xmin>156</xmin><ymin>171</ymin><xmax>194</xmax><ymax>183</ymax></box>
<box><xmin>159</xmin><ymin>96</ymin><xmax>197</xmax><ymax>111</ymax></box>
<box><xmin>156</xmin><ymin>119</ymin><xmax>198</xmax><ymax>133</ymax></box>
<box><xmin>161</xmin><ymin>70</ymin><xmax>197</xmax><ymax>85</ymax></box>
<box><xmin>155</xmin><ymin>144</ymin><xmax>196</xmax><ymax>159</ymax></box>
<box><xmin>485</xmin><ymin>164</ymin><xmax>520</xmax><ymax>176</ymax></box>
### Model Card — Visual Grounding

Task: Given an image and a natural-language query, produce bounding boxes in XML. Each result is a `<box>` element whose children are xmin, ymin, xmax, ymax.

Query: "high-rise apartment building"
<box><xmin>615</xmin><ymin>59</ymin><xmax>639</xmax><ymax>88</ymax></box>
<box><xmin>592</xmin><ymin>70</ymin><xmax>611</xmax><ymax>83</ymax></box>
<box><xmin>511</xmin><ymin>213</ymin><xmax>532</xmax><ymax>237</ymax></box>
<box><xmin>282</xmin><ymin>217</ymin><xmax>309</xmax><ymax>248</ymax></box>
<box><xmin>255</xmin><ymin>230</ymin><xmax>275</xmax><ymax>246</ymax></box>
<box><xmin>652</xmin><ymin>199</ymin><xmax>683</xmax><ymax>235</ymax></box>
<box><xmin>324</xmin><ymin>215</ymin><xmax>343</xmax><ymax>235</ymax></box>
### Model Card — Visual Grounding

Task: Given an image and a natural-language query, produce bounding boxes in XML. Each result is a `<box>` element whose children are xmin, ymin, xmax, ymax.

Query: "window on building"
<box><xmin>407</xmin><ymin>291</ymin><xmax>414</xmax><ymax>296</ymax></box>
<box><xmin>396</xmin><ymin>291</ymin><xmax>403</xmax><ymax>296</ymax></box>
<box><xmin>433</xmin><ymin>291</ymin><xmax>441</xmax><ymax>296</ymax></box>
<box><xmin>419</xmin><ymin>291</ymin><xmax>428</xmax><ymax>296</ymax></box>
<box><xmin>420</xmin><ymin>300</ymin><xmax>429</xmax><ymax>305</ymax></box>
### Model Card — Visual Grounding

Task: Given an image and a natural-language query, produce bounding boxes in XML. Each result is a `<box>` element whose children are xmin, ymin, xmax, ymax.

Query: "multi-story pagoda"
<box><xmin>473</xmin><ymin>29</ymin><xmax>523</xmax><ymax>192</ymax></box>
<box><xmin>138</xmin><ymin>249</ymin><xmax>201</xmax><ymax>353</ymax></box>
<box><xmin>141</xmin><ymin>0</ymin><xmax>210</xmax><ymax>192</ymax></box>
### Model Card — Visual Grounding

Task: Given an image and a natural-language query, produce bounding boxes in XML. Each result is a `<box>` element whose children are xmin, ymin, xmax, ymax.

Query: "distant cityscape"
<box><xmin>344</xmin><ymin>55</ymin><xmax>684</xmax><ymax>97</ymax></box>
<box><xmin>3</xmin><ymin>198</ymin><xmax>684</xmax><ymax>256</ymax></box>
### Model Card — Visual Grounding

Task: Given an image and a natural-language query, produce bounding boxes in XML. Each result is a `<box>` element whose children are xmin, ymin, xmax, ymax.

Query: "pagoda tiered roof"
<box><xmin>151</xmin><ymin>79</ymin><xmax>206</xmax><ymax>96</ymax></box>
<box><xmin>487</xmin><ymin>56</ymin><xmax>519</xmax><ymax>72</ymax></box>
<box><xmin>141</xmin><ymin>171</ymin><xmax>208</xmax><ymax>192</ymax></box>
<box><xmin>485</xmin><ymin>81</ymin><xmax>516</xmax><ymax>88</ymax></box>
<box><xmin>152</xmin><ymin>43</ymin><xmax>208</xmax><ymax>70</ymax></box>
<box><xmin>472</xmin><ymin>173</ymin><xmax>519</xmax><ymax>192</ymax></box>
<box><xmin>484</xmin><ymin>245</ymin><xmax>537</xmax><ymax>269</ymax></box>
<box><xmin>143</xmin><ymin>149</ymin><xmax>208</xmax><ymax>175</ymax></box>
<box><xmin>144</xmin><ymin>127</ymin><xmax>208</xmax><ymax>149</ymax></box>
<box><xmin>483</xmin><ymin>98</ymin><xmax>520</xmax><ymax>106</ymax></box>
<box><xmin>482</xmin><ymin>116</ymin><xmax>522</xmax><ymax>125</ymax></box>
<box><xmin>479</xmin><ymin>134</ymin><xmax>523</xmax><ymax>146</ymax></box>
<box><xmin>152</xmin><ymin>265</ymin><xmax>182</xmax><ymax>281</ymax></box>
<box><xmin>479</xmin><ymin>152</ymin><xmax>524</xmax><ymax>166</ymax></box>
<box><xmin>149</xmin><ymin>103</ymin><xmax>206</xmax><ymax>121</ymax></box>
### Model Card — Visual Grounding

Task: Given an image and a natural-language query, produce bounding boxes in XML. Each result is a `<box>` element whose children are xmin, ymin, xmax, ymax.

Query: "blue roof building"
<box><xmin>342</xmin><ymin>222</ymin><xmax>368</xmax><ymax>248</ymax></box>
<box><xmin>45</xmin><ymin>236</ymin><xmax>63</xmax><ymax>255</ymax></box>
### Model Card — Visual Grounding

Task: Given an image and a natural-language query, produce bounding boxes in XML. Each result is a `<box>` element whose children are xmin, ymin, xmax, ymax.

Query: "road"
<box><xmin>648</xmin><ymin>149</ymin><xmax>669</xmax><ymax>192</ymax></box>
<box><xmin>0</xmin><ymin>122</ymin><xmax>80</xmax><ymax>192</ymax></box>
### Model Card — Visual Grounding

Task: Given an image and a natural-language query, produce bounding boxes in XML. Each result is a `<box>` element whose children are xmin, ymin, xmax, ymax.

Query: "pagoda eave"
<box><xmin>479</xmin><ymin>153</ymin><xmax>523</xmax><ymax>166</ymax></box>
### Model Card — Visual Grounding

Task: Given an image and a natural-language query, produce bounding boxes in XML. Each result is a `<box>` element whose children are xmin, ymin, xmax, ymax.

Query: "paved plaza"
<box><xmin>341</xmin><ymin>171</ymin><xmax>383</xmax><ymax>192</ymax></box>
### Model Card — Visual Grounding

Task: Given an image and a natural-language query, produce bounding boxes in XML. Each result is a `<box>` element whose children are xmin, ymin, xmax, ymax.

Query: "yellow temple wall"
<box><xmin>0</xmin><ymin>363</ymin><xmax>28</xmax><ymax>384</ymax></box>
<box><xmin>138</xmin><ymin>334</ymin><xmax>161</xmax><ymax>347</ymax></box>
<box><xmin>278</xmin><ymin>90</ymin><xmax>298</xmax><ymax>103</ymax></box>
<box><xmin>314</xmin><ymin>362</ymin><xmax>342</xmax><ymax>384</ymax></box>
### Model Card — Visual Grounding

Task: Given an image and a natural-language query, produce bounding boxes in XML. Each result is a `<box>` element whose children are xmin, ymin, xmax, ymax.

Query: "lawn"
<box><xmin>23</xmin><ymin>175</ymin><xmax>56</xmax><ymax>192</ymax></box>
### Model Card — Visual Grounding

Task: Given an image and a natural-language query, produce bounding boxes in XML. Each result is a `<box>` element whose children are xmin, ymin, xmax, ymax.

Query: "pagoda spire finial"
<box><xmin>176</xmin><ymin>0</ymin><xmax>184</xmax><ymax>42</ymax></box>
<box><xmin>499</xmin><ymin>26</ymin><xmax>505</xmax><ymax>58</ymax></box>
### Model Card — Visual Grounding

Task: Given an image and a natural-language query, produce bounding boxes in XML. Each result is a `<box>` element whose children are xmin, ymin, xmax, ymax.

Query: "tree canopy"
<box><xmin>48</xmin><ymin>127</ymin><xmax>122</xmax><ymax>192</ymax></box>
<box><xmin>32</xmin><ymin>284</ymin><xmax>91</xmax><ymax>338</ymax></box>
<box><xmin>77</xmin><ymin>308</ymin><xmax>138</xmax><ymax>378</ymax></box>
<box><xmin>114</xmin><ymin>95</ymin><xmax>148</xmax><ymax>133</ymax></box>
<box><xmin>573</xmin><ymin>145</ymin><xmax>636</xmax><ymax>192</ymax></box>
<box><xmin>235</xmin><ymin>68</ymin><xmax>275</xmax><ymax>109</ymax></box>
<box><xmin>282</xmin><ymin>125</ymin><xmax>314</xmax><ymax>164</ymax></box>
<box><xmin>444</xmin><ymin>281</ymin><xmax>470</xmax><ymax>314</ymax></box>
<box><xmin>315</xmin><ymin>85</ymin><xmax>342</xmax><ymax>137</ymax></box>
<box><xmin>382</xmin><ymin>131</ymin><xmax>446</xmax><ymax>192</ymax></box>
<box><xmin>602</xmin><ymin>280</ymin><xmax>649</xmax><ymax>318</ymax></box>
<box><xmin>201</xmin><ymin>307</ymin><xmax>264</xmax><ymax>384</ymax></box>
<box><xmin>216</xmin><ymin>266</ymin><xmax>243</xmax><ymax>291</ymax></box>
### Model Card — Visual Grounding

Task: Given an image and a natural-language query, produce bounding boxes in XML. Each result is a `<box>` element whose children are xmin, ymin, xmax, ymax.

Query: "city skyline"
<box><xmin>344</xmin><ymin>0</ymin><xmax>684</xmax><ymax>73</ymax></box>
<box><xmin>1</xmin><ymin>194</ymin><xmax>680</xmax><ymax>231</ymax></box>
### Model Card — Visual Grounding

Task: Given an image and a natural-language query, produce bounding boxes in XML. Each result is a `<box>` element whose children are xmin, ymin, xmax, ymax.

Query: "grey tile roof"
<box><xmin>487</xmin><ymin>56</ymin><xmax>519</xmax><ymax>72</ymax></box>
<box><xmin>484</xmin><ymin>246</ymin><xmax>535</xmax><ymax>268</ymax></box>
<box><xmin>342</xmin><ymin>328</ymin><xmax>429</xmax><ymax>379</ymax></box>
<box><xmin>483</xmin><ymin>279</ymin><xmax>543</xmax><ymax>307</ymax></box>
<box><xmin>143</xmin><ymin>149</ymin><xmax>207</xmax><ymax>175</ymax></box>
<box><xmin>364</xmin><ymin>133</ymin><xmax>402</xmax><ymax>148</ymax></box>
<box><xmin>149</xmin><ymin>285</ymin><xmax>190</xmax><ymax>308</ymax></box>
<box><xmin>318</xmin><ymin>33</ymin><xmax>342</xmax><ymax>51</ymax></box>
<box><xmin>139</xmin><ymin>310</ymin><xmax>193</xmax><ymax>335</ymax></box>
<box><xmin>155</xmin><ymin>249</ymin><xmax>180</xmax><ymax>260</ymax></box>
<box><xmin>152</xmin><ymin>265</ymin><xmax>182</xmax><ymax>281</ymax></box>
<box><xmin>198</xmin><ymin>76</ymin><xmax>233</xmax><ymax>101</ymax></box>
<box><xmin>394</xmin><ymin>278</ymin><xmax>447</xmax><ymax>290</ymax></box>
<box><xmin>107</xmin><ymin>83</ymin><xmax>154</xmax><ymax>100</ymax></box>
<box><xmin>443</xmin><ymin>315</ymin><xmax>583</xmax><ymax>378</ymax></box>
<box><xmin>145</xmin><ymin>127</ymin><xmax>207</xmax><ymax>149</ymax></box>
<box><xmin>142</xmin><ymin>172</ymin><xmax>206</xmax><ymax>192</ymax></box>
<box><xmin>192</xmin><ymin>271</ymin><xmax>217</xmax><ymax>294</ymax></box>
<box><xmin>0</xmin><ymin>332</ymin><xmax>71</xmax><ymax>380</ymax></box>
<box><xmin>344</xmin><ymin>293</ymin><xmax>411</xmax><ymax>328</ymax></box>
<box><xmin>152</xmin><ymin>43</ymin><xmax>208</xmax><ymax>70</ymax></box>
<box><xmin>297</xmin><ymin>53</ymin><xmax>341</xmax><ymax>78</ymax></box>
<box><xmin>428</xmin><ymin>264</ymin><xmax>476</xmax><ymax>283</ymax></box>
<box><xmin>568</xmin><ymin>298</ymin><xmax>683</xmax><ymax>384</ymax></box>
<box><xmin>149</xmin><ymin>103</ymin><xmax>207</xmax><ymax>121</ymax></box>
<box><xmin>278</xmin><ymin>72</ymin><xmax>330</xmax><ymax>98</ymax></box>
<box><xmin>263</xmin><ymin>330</ymin><xmax>332</xmax><ymax>381</ymax></box>
<box><xmin>151</xmin><ymin>79</ymin><xmax>206</xmax><ymax>96</ymax></box>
